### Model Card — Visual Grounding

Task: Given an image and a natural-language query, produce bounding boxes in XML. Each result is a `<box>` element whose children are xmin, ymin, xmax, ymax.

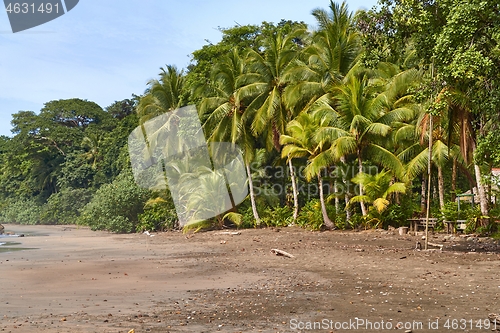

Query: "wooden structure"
<box><xmin>407</xmin><ymin>218</ymin><xmax>438</xmax><ymax>235</ymax></box>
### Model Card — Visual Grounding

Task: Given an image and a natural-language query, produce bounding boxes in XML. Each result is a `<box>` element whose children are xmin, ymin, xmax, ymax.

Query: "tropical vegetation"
<box><xmin>1</xmin><ymin>0</ymin><xmax>500</xmax><ymax>236</ymax></box>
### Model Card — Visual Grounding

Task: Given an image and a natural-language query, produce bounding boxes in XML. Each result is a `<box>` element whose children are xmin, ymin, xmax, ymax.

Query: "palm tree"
<box><xmin>310</xmin><ymin>1</ymin><xmax>360</xmax><ymax>79</ymax></box>
<box><xmin>82</xmin><ymin>133</ymin><xmax>101</xmax><ymax>169</ymax></box>
<box><xmin>282</xmin><ymin>1</ymin><xmax>360</xmax><ymax>122</ymax></box>
<box><xmin>137</xmin><ymin>65</ymin><xmax>186</xmax><ymax>124</ymax></box>
<box><xmin>328</xmin><ymin>67</ymin><xmax>407</xmax><ymax>216</ymax></box>
<box><xmin>241</xmin><ymin>25</ymin><xmax>307</xmax><ymax>220</ymax></box>
<box><xmin>280</xmin><ymin>111</ymin><xmax>338</xmax><ymax>229</ymax></box>
<box><xmin>349</xmin><ymin>170</ymin><xmax>406</xmax><ymax>227</ymax></box>
<box><xmin>198</xmin><ymin>49</ymin><xmax>261</xmax><ymax>225</ymax></box>
<box><xmin>279</xmin><ymin>1</ymin><xmax>361</xmax><ymax>220</ymax></box>
<box><xmin>443</xmin><ymin>87</ymin><xmax>489</xmax><ymax>218</ymax></box>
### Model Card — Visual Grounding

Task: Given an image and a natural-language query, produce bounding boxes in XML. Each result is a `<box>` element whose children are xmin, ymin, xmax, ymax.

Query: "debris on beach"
<box><xmin>270</xmin><ymin>248</ymin><xmax>295</xmax><ymax>258</ymax></box>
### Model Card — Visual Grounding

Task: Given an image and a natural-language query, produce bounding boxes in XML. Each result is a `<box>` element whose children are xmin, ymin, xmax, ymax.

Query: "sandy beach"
<box><xmin>1</xmin><ymin>224</ymin><xmax>499</xmax><ymax>333</ymax></box>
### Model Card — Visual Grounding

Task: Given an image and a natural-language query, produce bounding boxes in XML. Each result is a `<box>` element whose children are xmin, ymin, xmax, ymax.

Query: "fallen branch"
<box><xmin>427</xmin><ymin>242</ymin><xmax>444</xmax><ymax>250</ymax></box>
<box><xmin>218</xmin><ymin>231</ymin><xmax>241</xmax><ymax>235</ymax></box>
<box><xmin>488</xmin><ymin>313</ymin><xmax>500</xmax><ymax>325</ymax></box>
<box><xmin>270</xmin><ymin>249</ymin><xmax>295</xmax><ymax>258</ymax></box>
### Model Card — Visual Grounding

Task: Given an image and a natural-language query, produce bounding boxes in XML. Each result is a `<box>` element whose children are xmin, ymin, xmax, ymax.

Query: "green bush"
<box><xmin>239</xmin><ymin>206</ymin><xmax>259</xmax><ymax>228</ymax></box>
<box><xmin>348</xmin><ymin>214</ymin><xmax>364</xmax><ymax>230</ymax></box>
<box><xmin>40</xmin><ymin>188</ymin><xmax>92</xmax><ymax>224</ymax></box>
<box><xmin>0</xmin><ymin>198</ymin><xmax>42</xmax><ymax>225</ymax></box>
<box><xmin>334</xmin><ymin>214</ymin><xmax>348</xmax><ymax>230</ymax></box>
<box><xmin>78</xmin><ymin>171</ymin><xmax>150</xmax><ymax>233</ymax></box>
<box><xmin>260</xmin><ymin>205</ymin><xmax>293</xmax><ymax>227</ymax></box>
<box><xmin>296</xmin><ymin>199</ymin><xmax>335</xmax><ymax>231</ymax></box>
<box><xmin>464</xmin><ymin>205</ymin><xmax>484</xmax><ymax>234</ymax></box>
<box><xmin>440</xmin><ymin>201</ymin><xmax>459</xmax><ymax>221</ymax></box>
<box><xmin>137</xmin><ymin>197</ymin><xmax>178</xmax><ymax>232</ymax></box>
<box><xmin>379</xmin><ymin>204</ymin><xmax>411</xmax><ymax>228</ymax></box>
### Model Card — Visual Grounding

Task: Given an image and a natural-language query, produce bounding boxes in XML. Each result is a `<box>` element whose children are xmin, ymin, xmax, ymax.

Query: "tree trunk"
<box><xmin>334</xmin><ymin>181</ymin><xmax>340</xmax><ymax>213</ymax></box>
<box><xmin>245</xmin><ymin>162</ymin><xmax>261</xmax><ymax>226</ymax></box>
<box><xmin>357</xmin><ymin>151</ymin><xmax>367</xmax><ymax>216</ymax></box>
<box><xmin>345</xmin><ymin>195</ymin><xmax>352</xmax><ymax>221</ymax></box>
<box><xmin>340</xmin><ymin>156</ymin><xmax>351</xmax><ymax>222</ymax></box>
<box><xmin>451</xmin><ymin>157</ymin><xmax>457</xmax><ymax>202</ymax></box>
<box><xmin>318</xmin><ymin>174</ymin><xmax>334</xmax><ymax>229</ymax></box>
<box><xmin>288</xmin><ymin>158</ymin><xmax>299</xmax><ymax>221</ymax></box>
<box><xmin>420</xmin><ymin>176</ymin><xmax>427</xmax><ymax>215</ymax></box>
<box><xmin>437</xmin><ymin>165</ymin><xmax>445</xmax><ymax>210</ymax></box>
<box><xmin>474</xmin><ymin>163</ymin><xmax>488</xmax><ymax>218</ymax></box>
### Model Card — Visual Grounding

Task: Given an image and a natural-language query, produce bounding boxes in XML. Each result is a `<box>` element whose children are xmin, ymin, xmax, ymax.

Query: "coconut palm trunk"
<box><xmin>473</xmin><ymin>163</ymin><xmax>488</xmax><ymax>219</ymax></box>
<box><xmin>288</xmin><ymin>159</ymin><xmax>299</xmax><ymax>220</ymax></box>
<box><xmin>245</xmin><ymin>162</ymin><xmax>261</xmax><ymax>225</ymax></box>
<box><xmin>420</xmin><ymin>177</ymin><xmax>427</xmax><ymax>214</ymax></box>
<box><xmin>334</xmin><ymin>181</ymin><xmax>340</xmax><ymax>213</ymax></box>
<box><xmin>357</xmin><ymin>151</ymin><xmax>368</xmax><ymax>216</ymax></box>
<box><xmin>437</xmin><ymin>165</ymin><xmax>445</xmax><ymax>209</ymax></box>
<box><xmin>451</xmin><ymin>158</ymin><xmax>457</xmax><ymax>202</ymax></box>
<box><xmin>318</xmin><ymin>173</ymin><xmax>334</xmax><ymax>229</ymax></box>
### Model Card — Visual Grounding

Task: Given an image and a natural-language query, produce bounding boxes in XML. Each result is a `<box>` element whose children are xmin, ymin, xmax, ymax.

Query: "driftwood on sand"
<box><xmin>488</xmin><ymin>313</ymin><xmax>500</xmax><ymax>325</ymax></box>
<box><xmin>415</xmin><ymin>241</ymin><xmax>444</xmax><ymax>250</ymax></box>
<box><xmin>427</xmin><ymin>242</ymin><xmax>444</xmax><ymax>250</ymax></box>
<box><xmin>270</xmin><ymin>249</ymin><xmax>295</xmax><ymax>258</ymax></box>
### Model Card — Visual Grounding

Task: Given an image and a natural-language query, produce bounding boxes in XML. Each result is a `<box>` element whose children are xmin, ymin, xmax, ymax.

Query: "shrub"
<box><xmin>296</xmin><ymin>199</ymin><xmax>335</xmax><ymax>231</ymax></box>
<box><xmin>137</xmin><ymin>197</ymin><xmax>178</xmax><ymax>232</ymax></box>
<box><xmin>464</xmin><ymin>205</ymin><xmax>484</xmax><ymax>234</ymax></box>
<box><xmin>440</xmin><ymin>201</ymin><xmax>459</xmax><ymax>221</ymax></box>
<box><xmin>78</xmin><ymin>171</ymin><xmax>150</xmax><ymax>233</ymax></box>
<box><xmin>260</xmin><ymin>205</ymin><xmax>293</xmax><ymax>227</ymax></box>
<box><xmin>40</xmin><ymin>188</ymin><xmax>92</xmax><ymax>224</ymax></box>
<box><xmin>0</xmin><ymin>198</ymin><xmax>42</xmax><ymax>225</ymax></box>
<box><xmin>334</xmin><ymin>214</ymin><xmax>348</xmax><ymax>230</ymax></box>
<box><xmin>379</xmin><ymin>203</ymin><xmax>412</xmax><ymax>229</ymax></box>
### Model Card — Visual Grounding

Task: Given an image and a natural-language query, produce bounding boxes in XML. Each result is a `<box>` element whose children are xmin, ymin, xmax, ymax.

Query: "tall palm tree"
<box><xmin>198</xmin><ymin>49</ymin><xmax>261</xmax><ymax>225</ymax></box>
<box><xmin>328</xmin><ymin>67</ymin><xmax>407</xmax><ymax>216</ymax></box>
<box><xmin>283</xmin><ymin>1</ymin><xmax>360</xmax><ymax>120</ymax></box>
<box><xmin>137</xmin><ymin>65</ymin><xmax>186</xmax><ymax>124</ymax></box>
<box><xmin>280</xmin><ymin>111</ymin><xmax>338</xmax><ymax>229</ymax></box>
<box><xmin>279</xmin><ymin>1</ymin><xmax>361</xmax><ymax>220</ymax></box>
<box><xmin>241</xmin><ymin>25</ymin><xmax>307</xmax><ymax>220</ymax></box>
<box><xmin>444</xmin><ymin>86</ymin><xmax>489</xmax><ymax>218</ymax></box>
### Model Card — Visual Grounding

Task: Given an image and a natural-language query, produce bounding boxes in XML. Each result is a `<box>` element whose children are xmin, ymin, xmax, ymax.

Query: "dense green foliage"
<box><xmin>1</xmin><ymin>1</ymin><xmax>500</xmax><ymax>235</ymax></box>
<box><xmin>78</xmin><ymin>172</ymin><xmax>150</xmax><ymax>233</ymax></box>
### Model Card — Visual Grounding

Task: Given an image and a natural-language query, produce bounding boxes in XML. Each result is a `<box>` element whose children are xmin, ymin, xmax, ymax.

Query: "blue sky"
<box><xmin>0</xmin><ymin>0</ymin><xmax>377</xmax><ymax>137</ymax></box>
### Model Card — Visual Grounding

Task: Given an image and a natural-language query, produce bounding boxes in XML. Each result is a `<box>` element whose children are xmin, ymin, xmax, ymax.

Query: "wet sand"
<box><xmin>1</xmin><ymin>224</ymin><xmax>499</xmax><ymax>332</ymax></box>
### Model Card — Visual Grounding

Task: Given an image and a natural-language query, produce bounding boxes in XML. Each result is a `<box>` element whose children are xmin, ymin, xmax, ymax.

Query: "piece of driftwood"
<box><xmin>218</xmin><ymin>231</ymin><xmax>241</xmax><ymax>235</ymax></box>
<box><xmin>427</xmin><ymin>242</ymin><xmax>444</xmax><ymax>250</ymax></box>
<box><xmin>270</xmin><ymin>249</ymin><xmax>295</xmax><ymax>258</ymax></box>
<box><xmin>488</xmin><ymin>313</ymin><xmax>500</xmax><ymax>325</ymax></box>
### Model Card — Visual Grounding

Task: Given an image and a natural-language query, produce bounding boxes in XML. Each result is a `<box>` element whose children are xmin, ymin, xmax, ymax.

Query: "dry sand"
<box><xmin>0</xmin><ymin>224</ymin><xmax>499</xmax><ymax>333</ymax></box>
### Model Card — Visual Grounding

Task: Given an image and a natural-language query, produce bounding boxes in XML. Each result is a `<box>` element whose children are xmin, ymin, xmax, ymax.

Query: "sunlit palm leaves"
<box><xmin>137</xmin><ymin>65</ymin><xmax>186</xmax><ymax>124</ymax></box>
